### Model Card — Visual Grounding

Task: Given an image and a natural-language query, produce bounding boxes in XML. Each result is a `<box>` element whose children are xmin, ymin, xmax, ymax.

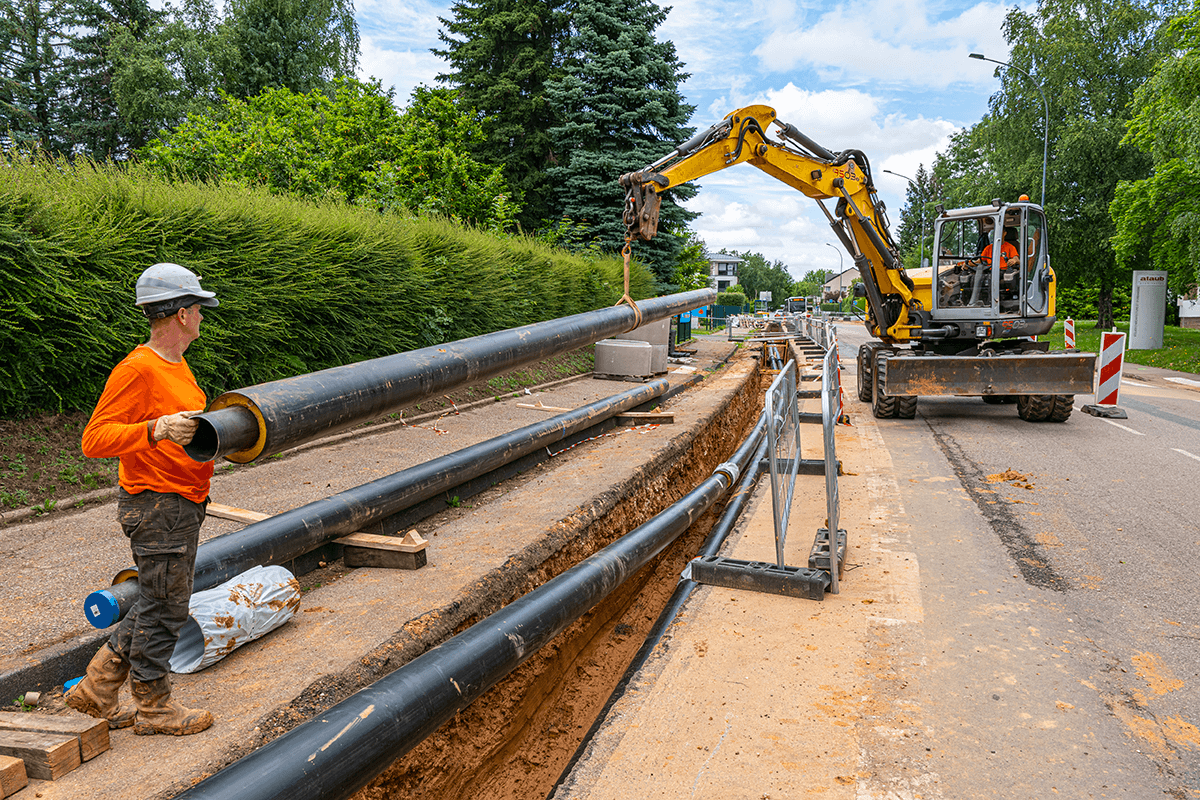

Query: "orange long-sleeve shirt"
<box><xmin>82</xmin><ymin>345</ymin><xmax>213</xmax><ymax>503</ymax></box>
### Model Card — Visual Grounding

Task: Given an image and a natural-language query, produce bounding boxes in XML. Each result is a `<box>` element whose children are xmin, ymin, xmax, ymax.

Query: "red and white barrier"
<box><xmin>1095</xmin><ymin>331</ymin><xmax>1126</xmax><ymax>406</ymax></box>
<box><xmin>1065</xmin><ymin>318</ymin><xmax>1075</xmax><ymax>349</ymax></box>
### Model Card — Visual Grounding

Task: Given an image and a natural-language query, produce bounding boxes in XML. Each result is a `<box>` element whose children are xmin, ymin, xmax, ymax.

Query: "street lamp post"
<box><xmin>824</xmin><ymin>242</ymin><xmax>843</xmax><ymax>301</ymax></box>
<box><xmin>970</xmin><ymin>52</ymin><xmax>1049</xmax><ymax>209</ymax></box>
<box><xmin>882</xmin><ymin>169</ymin><xmax>927</xmax><ymax>268</ymax></box>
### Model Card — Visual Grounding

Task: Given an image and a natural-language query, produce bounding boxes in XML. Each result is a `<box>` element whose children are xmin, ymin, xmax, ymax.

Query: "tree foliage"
<box><xmin>435</xmin><ymin>0</ymin><xmax>568</xmax><ymax>229</ymax></box>
<box><xmin>1111</xmin><ymin>3</ymin><xmax>1200</xmax><ymax>291</ymax></box>
<box><xmin>214</xmin><ymin>0</ymin><xmax>358</xmax><ymax>99</ymax></box>
<box><xmin>1</xmin><ymin>0</ymin><xmax>68</xmax><ymax>150</ymax></box>
<box><xmin>932</xmin><ymin>0</ymin><xmax>1165</xmax><ymax>327</ymax></box>
<box><xmin>544</xmin><ymin>0</ymin><xmax>696</xmax><ymax>287</ymax></box>
<box><xmin>723</xmin><ymin>249</ymin><xmax>794</xmax><ymax>306</ymax></box>
<box><xmin>140</xmin><ymin>78</ymin><xmax>520</xmax><ymax>229</ymax></box>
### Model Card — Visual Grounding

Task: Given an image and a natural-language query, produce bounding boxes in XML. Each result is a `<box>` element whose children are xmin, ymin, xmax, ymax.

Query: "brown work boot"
<box><xmin>131</xmin><ymin>676</ymin><xmax>213</xmax><ymax>736</ymax></box>
<box><xmin>64</xmin><ymin>643</ymin><xmax>137</xmax><ymax>729</ymax></box>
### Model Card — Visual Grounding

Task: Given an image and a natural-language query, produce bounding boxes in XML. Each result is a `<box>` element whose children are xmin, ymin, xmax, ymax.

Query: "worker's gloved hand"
<box><xmin>153</xmin><ymin>410</ymin><xmax>204</xmax><ymax>446</ymax></box>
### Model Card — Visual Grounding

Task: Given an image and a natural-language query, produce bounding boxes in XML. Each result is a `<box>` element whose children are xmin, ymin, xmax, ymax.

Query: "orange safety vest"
<box><xmin>981</xmin><ymin>240</ymin><xmax>1019</xmax><ymax>270</ymax></box>
<box><xmin>82</xmin><ymin>345</ymin><xmax>213</xmax><ymax>503</ymax></box>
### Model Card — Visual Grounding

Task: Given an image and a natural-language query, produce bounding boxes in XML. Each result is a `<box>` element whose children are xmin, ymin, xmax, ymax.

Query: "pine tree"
<box><xmin>435</xmin><ymin>0</ymin><xmax>567</xmax><ymax>229</ymax></box>
<box><xmin>215</xmin><ymin>0</ymin><xmax>359</xmax><ymax>99</ymax></box>
<box><xmin>1</xmin><ymin>0</ymin><xmax>68</xmax><ymax>152</ymax></box>
<box><xmin>544</xmin><ymin>0</ymin><xmax>696</xmax><ymax>287</ymax></box>
<box><xmin>57</xmin><ymin>0</ymin><xmax>161</xmax><ymax>159</ymax></box>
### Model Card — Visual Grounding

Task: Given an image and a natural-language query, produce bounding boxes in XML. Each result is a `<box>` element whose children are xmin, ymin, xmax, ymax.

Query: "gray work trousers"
<box><xmin>108</xmin><ymin>488</ymin><xmax>206</xmax><ymax>682</ymax></box>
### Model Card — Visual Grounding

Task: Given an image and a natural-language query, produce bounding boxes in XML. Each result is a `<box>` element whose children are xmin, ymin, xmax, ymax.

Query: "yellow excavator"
<box><xmin>620</xmin><ymin>105</ymin><xmax>1096</xmax><ymax>421</ymax></box>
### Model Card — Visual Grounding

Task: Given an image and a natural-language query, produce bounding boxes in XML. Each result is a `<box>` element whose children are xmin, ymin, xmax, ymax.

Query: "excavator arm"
<box><xmin>620</xmin><ymin>105</ymin><xmax>917</xmax><ymax>343</ymax></box>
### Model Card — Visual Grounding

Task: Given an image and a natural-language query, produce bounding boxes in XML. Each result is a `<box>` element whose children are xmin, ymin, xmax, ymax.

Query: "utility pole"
<box><xmin>970</xmin><ymin>52</ymin><xmax>1049</xmax><ymax>209</ymax></box>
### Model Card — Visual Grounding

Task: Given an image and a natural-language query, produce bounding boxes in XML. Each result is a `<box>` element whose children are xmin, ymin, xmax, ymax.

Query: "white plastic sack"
<box><xmin>169</xmin><ymin>565</ymin><xmax>301</xmax><ymax>674</ymax></box>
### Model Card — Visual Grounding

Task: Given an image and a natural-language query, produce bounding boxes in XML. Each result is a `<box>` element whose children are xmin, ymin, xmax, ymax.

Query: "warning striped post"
<box><xmin>1065</xmin><ymin>318</ymin><xmax>1075</xmax><ymax>349</ymax></box>
<box><xmin>1095</xmin><ymin>331</ymin><xmax>1126</xmax><ymax>406</ymax></box>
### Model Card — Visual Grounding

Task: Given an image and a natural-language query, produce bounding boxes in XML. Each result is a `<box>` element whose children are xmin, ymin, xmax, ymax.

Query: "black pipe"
<box><xmin>186</xmin><ymin>290</ymin><xmax>714</xmax><ymax>463</ymax></box>
<box><xmin>172</xmin><ymin>412</ymin><xmax>763</xmax><ymax>800</ymax></box>
<box><xmin>84</xmin><ymin>380</ymin><xmax>669</xmax><ymax>629</ymax></box>
<box><xmin>551</xmin><ymin>416</ymin><xmax>770</xmax><ymax>796</ymax></box>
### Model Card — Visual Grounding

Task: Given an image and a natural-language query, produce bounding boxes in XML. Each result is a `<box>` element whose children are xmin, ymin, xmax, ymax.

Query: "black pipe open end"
<box><xmin>184</xmin><ymin>406</ymin><xmax>261</xmax><ymax>463</ymax></box>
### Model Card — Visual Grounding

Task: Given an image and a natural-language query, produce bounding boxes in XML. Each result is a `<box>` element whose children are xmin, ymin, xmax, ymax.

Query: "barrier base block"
<box><xmin>809</xmin><ymin>528</ymin><xmax>847</xmax><ymax>573</ymax></box>
<box><xmin>1081</xmin><ymin>404</ymin><xmax>1128</xmax><ymax>419</ymax></box>
<box><xmin>686</xmin><ymin>556</ymin><xmax>829</xmax><ymax>601</ymax></box>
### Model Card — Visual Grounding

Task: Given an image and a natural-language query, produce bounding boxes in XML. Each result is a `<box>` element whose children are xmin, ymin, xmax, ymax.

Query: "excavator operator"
<box><xmin>979</xmin><ymin>217</ymin><xmax>1019</xmax><ymax>271</ymax></box>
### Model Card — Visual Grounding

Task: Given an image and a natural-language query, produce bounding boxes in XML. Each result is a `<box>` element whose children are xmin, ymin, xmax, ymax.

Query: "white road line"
<box><xmin>1174</xmin><ymin>448</ymin><xmax>1200</xmax><ymax>463</ymax></box>
<box><xmin>1166</xmin><ymin>377</ymin><xmax>1200</xmax><ymax>389</ymax></box>
<box><xmin>1101</xmin><ymin>418</ymin><xmax>1145</xmax><ymax>435</ymax></box>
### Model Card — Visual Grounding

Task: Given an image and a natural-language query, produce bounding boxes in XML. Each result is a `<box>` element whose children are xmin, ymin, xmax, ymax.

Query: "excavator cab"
<box><xmin>930</xmin><ymin>201</ymin><xmax>1052</xmax><ymax>333</ymax></box>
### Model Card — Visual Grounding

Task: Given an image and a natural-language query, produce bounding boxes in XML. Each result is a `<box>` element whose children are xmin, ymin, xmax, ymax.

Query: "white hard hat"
<box><xmin>135</xmin><ymin>263</ymin><xmax>219</xmax><ymax>307</ymax></box>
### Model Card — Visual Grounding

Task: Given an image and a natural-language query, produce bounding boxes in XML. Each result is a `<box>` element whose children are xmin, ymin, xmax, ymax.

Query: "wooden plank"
<box><xmin>0</xmin><ymin>755</ymin><xmax>27</xmax><ymax>799</ymax></box>
<box><xmin>516</xmin><ymin>402</ymin><xmax>573</xmax><ymax>413</ymax></box>
<box><xmin>206</xmin><ymin>503</ymin><xmax>271</xmax><ymax>524</ymax></box>
<box><xmin>0</xmin><ymin>713</ymin><xmax>109</xmax><ymax>761</ymax></box>
<box><xmin>0</xmin><ymin>730</ymin><xmax>80</xmax><ymax>781</ymax></box>
<box><xmin>335</xmin><ymin>531</ymin><xmax>428</xmax><ymax>553</ymax></box>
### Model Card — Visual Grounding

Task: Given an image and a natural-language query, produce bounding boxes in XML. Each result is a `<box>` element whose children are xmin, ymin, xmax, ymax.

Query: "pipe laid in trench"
<box><xmin>186</xmin><ymin>290</ymin><xmax>714</xmax><ymax>464</ymax></box>
<box><xmin>553</xmin><ymin>412</ymin><xmax>771</xmax><ymax>793</ymax></box>
<box><xmin>84</xmin><ymin>379</ymin><xmax>669</xmax><ymax>629</ymax></box>
<box><xmin>171</xmin><ymin>406</ymin><xmax>764</xmax><ymax>800</ymax></box>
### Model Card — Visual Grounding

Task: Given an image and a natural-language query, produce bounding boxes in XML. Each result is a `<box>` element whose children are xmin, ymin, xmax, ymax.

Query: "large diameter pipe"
<box><xmin>186</xmin><ymin>290</ymin><xmax>714</xmax><ymax>463</ymax></box>
<box><xmin>84</xmin><ymin>379</ymin><xmax>669</xmax><ymax>629</ymax></box>
<box><xmin>173</xmin><ymin>418</ymin><xmax>762</xmax><ymax>800</ymax></box>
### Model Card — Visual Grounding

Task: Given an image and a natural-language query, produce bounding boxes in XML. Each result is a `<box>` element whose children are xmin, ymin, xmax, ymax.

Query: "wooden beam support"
<box><xmin>0</xmin><ymin>730</ymin><xmax>80</xmax><ymax>781</ymax></box>
<box><xmin>337</xmin><ymin>530</ymin><xmax>429</xmax><ymax>571</ymax></box>
<box><xmin>0</xmin><ymin>713</ymin><xmax>108</xmax><ymax>761</ymax></box>
<box><xmin>0</xmin><ymin>756</ymin><xmax>27</xmax><ymax>799</ymax></box>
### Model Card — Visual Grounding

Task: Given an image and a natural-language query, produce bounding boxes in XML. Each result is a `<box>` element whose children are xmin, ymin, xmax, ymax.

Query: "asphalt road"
<box><xmin>834</xmin><ymin>322</ymin><xmax>1200</xmax><ymax>798</ymax></box>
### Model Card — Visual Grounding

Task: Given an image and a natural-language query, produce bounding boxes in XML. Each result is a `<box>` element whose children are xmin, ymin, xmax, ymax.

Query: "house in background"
<box><xmin>708</xmin><ymin>253</ymin><xmax>742</xmax><ymax>292</ymax></box>
<box><xmin>822</xmin><ymin>267</ymin><xmax>858</xmax><ymax>300</ymax></box>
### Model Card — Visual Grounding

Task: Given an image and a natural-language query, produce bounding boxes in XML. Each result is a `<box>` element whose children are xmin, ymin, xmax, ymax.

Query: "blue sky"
<box><xmin>354</xmin><ymin>0</ymin><xmax>1031</xmax><ymax>280</ymax></box>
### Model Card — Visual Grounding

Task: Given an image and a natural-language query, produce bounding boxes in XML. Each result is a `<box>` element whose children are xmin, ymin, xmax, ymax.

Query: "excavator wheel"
<box><xmin>897</xmin><ymin>394</ymin><xmax>918</xmax><ymax>419</ymax></box>
<box><xmin>857</xmin><ymin>343</ymin><xmax>881</xmax><ymax>403</ymax></box>
<box><xmin>1047</xmin><ymin>395</ymin><xmax>1074</xmax><ymax>422</ymax></box>
<box><xmin>872</xmin><ymin>350</ymin><xmax>899</xmax><ymax>418</ymax></box>
<box><xmin>1016</xmin><ymin>394</ymin><xmax>1054</xmax><ymax>421</ymax></box>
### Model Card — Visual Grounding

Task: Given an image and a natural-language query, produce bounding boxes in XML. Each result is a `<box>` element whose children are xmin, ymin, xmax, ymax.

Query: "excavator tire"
<box><xmin>897</xmin><ymin>394</ymin><xmax>918</xmax><ymax>419</ymax></box>
<box><xmin>1047</xmin><ymin>395</ymin><xmax>1074</xmax><ymax>422</ymax></box>
<box><xmin>857</xmin><ymin>343</ymin><xmax>881</xmax><ymax>403</ymax></box>
<box><xmin>872</xmin><ymin>351</ymin><xmax>899</xmax><ymax>418</ymax></box>
<box><xmin>1016</xmin><ymin>394</ymin><xmax>1053</xmax><ymax>421</ymax></box>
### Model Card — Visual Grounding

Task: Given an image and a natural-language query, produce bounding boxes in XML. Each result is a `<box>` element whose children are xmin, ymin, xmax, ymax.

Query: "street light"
<box><xmin>824</xmin><ymin>242</ymin><xmax>843</xmax><ymax>301</ymax></box>
<box><xmin>882</xmin><ymin>169</ymin><xmax>927</xmax><ymax>268</ymax></box>
<box><xmin>970</xmin><ymin>52</ymin><xmax>1049</xmax><ymax>209</ymax></box>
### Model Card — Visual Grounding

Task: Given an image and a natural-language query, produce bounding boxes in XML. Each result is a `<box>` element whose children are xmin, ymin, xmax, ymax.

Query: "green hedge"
<box><xmin>0</xmin><ymin>155</ymin><xmax>653</xmax><ymax>417</ymax></box>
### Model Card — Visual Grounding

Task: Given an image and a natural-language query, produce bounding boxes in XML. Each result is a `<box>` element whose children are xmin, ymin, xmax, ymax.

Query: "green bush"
<box><xmin>716</xmin><ymin>290</ymin><xmax>747</xmax><ymax>306</ymax></box>
<box><xmin>0</xmin><ymin>153</ymin><xmax>652</xmax><ymax>417</ymax></box>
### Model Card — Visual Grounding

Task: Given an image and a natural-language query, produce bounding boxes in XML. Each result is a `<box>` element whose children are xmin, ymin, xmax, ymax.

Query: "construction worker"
<box><xmin>68</xmin><ymin>263</ymin><xmax>218</xmax><ymax>736</ymax></box>
<box><xmin>980</xmin><ymin>218</ymin><xmax>1019</xmax><ymax>270</ymax></box>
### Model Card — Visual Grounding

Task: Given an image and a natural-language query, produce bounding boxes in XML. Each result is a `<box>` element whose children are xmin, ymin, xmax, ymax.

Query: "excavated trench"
<box><xmin>347</xmin><ymin>353</ymin><xmax>770</xmax><ymax>800</ymax></box>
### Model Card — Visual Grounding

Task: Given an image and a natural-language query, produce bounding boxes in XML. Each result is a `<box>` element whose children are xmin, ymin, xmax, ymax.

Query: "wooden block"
<box><xmin>0</xmin><ymin>756</ymin><xmax>27</xmax><ymax>799</ymax></box>
<box><xmin>206</xmin><ymin>503</ymin><xmax>270</xmax><ymax>524</ymax></box>
<box><xmin>0</xmin><ymin>730</ymin><xmax>80</xmax><ymax>781</ymax></box>
<box><xmin>336</xmin><ymin>530</ymin><xmax>428</xmax><ymax>570</ymax></box>
<box><xmin>0</xmin><ymin>713</ymin><xmax>109</xmax><ymax>761</ymax></box>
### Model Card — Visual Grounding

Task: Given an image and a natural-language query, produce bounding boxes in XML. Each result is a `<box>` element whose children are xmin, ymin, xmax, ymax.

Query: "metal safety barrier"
<box><xmin>764</xmin><ymin>360</ymin><xmax>801</xmax><ymax>567</ymax></box>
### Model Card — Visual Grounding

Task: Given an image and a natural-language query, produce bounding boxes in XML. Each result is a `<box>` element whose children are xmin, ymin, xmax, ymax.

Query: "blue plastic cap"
<box><xmin>84</xmin><ymin>589</ymin><xmax>120</xmax><ymax>629</ymax></box>
<box><xmin>64</xmin><ymin>676</ymin><xmax>84</xmax><ymax>692</ymax></box>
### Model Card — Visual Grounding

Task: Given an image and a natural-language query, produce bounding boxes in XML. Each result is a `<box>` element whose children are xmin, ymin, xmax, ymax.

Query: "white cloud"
<box><xmin>358</xmin><ymin>36</ymin><xmax>446</xmax><ymax>103</ymax></box>
<box><xmin>751</xmin><ymin>0</ymin><xmax>1021</xmax><ymax>89</ymax></box>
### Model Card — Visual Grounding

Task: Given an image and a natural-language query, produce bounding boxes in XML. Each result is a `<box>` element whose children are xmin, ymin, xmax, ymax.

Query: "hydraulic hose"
<box><xmin>186</xmin><ymin>290</ymin><xmax>713</xmax><ymax>463</ymax></box>
<box><xmin>83</xmin><ymin>380</ymin><xmax>670</xmax><ymax>629</ymax></box>
<box><xmin>171</xmin><ymin>404</ymin><xmax>767</xmax><ymax>800</ymax></box>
